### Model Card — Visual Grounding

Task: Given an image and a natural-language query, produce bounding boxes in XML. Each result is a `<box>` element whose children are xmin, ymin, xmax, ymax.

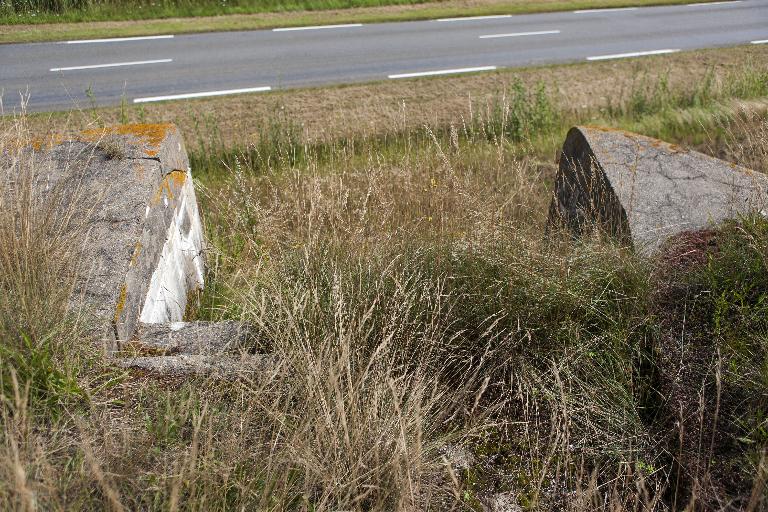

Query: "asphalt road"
<box><xmin>1</xmin><ymin>0</ymin><xmax>766</xmax><ymax>112</ymax></box>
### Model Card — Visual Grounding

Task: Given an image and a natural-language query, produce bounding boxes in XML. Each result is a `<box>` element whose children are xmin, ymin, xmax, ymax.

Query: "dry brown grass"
<box><xmin>21</xmin><ymin>44</ymin><xmax>768</xmax><ymax>152</ymax></box>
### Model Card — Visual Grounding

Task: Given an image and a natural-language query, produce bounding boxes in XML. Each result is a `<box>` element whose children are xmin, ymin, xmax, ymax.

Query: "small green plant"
<box><xmin>0</xmin><ymin>332</ymin><xmax>84</xmax><ymax>416</ymax></box>
<box><xmin>84</xmin><ymin>83</ymin><xmax>101</xmax><ymax>124</ymax></box>
<box><xmin>478</xmin><ymin>79</ymin><xmax>557</xmax><ymax>143</ymax></box>
<box><xmin>119</xmin><ymin>92</ymin><xmax>129</xmax><ymax>124</ymax></box>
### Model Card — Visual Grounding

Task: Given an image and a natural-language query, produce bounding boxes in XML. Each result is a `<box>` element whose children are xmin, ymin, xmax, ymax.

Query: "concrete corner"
<box><xmin>19</xmin><ymin>123</ymin><xmax>205</xmax><ymax>349</ymax></box>
<box><xmin>548</xmin><ymin>126</ymin><xmax>768</xmax><ymax>254</ymax></box>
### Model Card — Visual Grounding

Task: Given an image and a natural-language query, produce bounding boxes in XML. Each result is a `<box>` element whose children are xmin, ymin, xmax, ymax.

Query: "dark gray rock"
<box><xmin>548</xmin><ymin>126</ymin><xmax>768</xmax><ymax>254</ymax></box>
<box><xmin>131</xmin><ymin>321</ymin><xmax>256</xmax><ymax>355</ymax></box>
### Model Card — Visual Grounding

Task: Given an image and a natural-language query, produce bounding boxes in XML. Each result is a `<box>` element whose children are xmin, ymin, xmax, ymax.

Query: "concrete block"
<box><xmin>119</xmin><ymin>353</ymin><xmax>278</xmax><ymax>377</ymax></box>
<box><xmin>548</xmin><ymin>126</ymin><xmax>768</xmax><ymax>254</ymax></box>
<box><xmin>6</xmin><ymin>124</ymin><xmax>205</xmax><ymax>348</ymax></box>
<box><xmin>130</xmin><ymin>321</ymin><xmax>256</xmax><ymax>355</ymax></box>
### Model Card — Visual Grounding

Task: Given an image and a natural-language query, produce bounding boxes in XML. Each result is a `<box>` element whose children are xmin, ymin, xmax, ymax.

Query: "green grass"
<box><xmin>0</xmin><ymin>126</ymin><xmax>93</xmax><ymax>416</ymax></box>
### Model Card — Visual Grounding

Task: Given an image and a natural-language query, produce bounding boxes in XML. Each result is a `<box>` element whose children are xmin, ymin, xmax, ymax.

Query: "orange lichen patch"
<box><xmin>114</xmin><ymin>284</ymin><xmax>128</xmax><ymax>325</ymax></box>
<box><xmin>150</xmin><ymin>170</ymin><xmax>187</xmax><ymax>206</ymax></box>
<box><xmin>80</xmin><ymin>123</ymin><xmax>175</xmax><ymax>157</ymax></box>
<box><xmin>167</xmin><ymin>169</ymin><xmax>187</xmax><ymax>187</ymax></box>
<box><xmin>29</xmin><ymin>134</ymin><xmax>65</xmax><ymax>151</ymax></box>
<box><xmin>4</xmin><ymin>134</ymin><xmax>65</xmax><ymax>151</ymax></box>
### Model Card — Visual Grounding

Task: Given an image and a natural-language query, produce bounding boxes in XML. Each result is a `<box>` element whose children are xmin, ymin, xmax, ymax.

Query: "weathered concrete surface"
<box><xmin>548</xmin><ymin>126</ymin><xmax>768</xmax><ymax>254</ymax></box>
<box><xmin>7</xmin><ymin>124</ymin><xmax>205</xmax><ymax>349</ymax></box>
<box><xmin>119</xmin><ymin>354</ymin><xmax>278</xmax><ymax>377</ymax></box>
<box><xmin>130</xmin><ymin>321</ymin><xmax>256</xmax><ymax>355</ymax></box>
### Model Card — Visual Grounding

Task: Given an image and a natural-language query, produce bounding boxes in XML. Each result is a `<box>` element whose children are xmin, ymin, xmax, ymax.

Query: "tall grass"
<box><xmin>0</xmin><ymin>61</ymin><xmax>767</xmax><ymax>509</ymax></box>
<box><xmin>190</xmin><ymin>79</ymin><xmax>559</xmax><ymax>178</ymax></box>
<box><xmin>0</xmin><ymin>115</ymin><xmax>91</xmax><ymax>414</ymax></box>
<box><xmin>188</xmin><ymin>63</ymin><xmax>767</xmax><ymax>180</ymax></box>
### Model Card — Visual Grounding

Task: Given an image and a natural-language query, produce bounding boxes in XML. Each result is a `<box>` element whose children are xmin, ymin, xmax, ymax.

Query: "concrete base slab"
<box><xmin>119</xmin><ymin>354</ymin><xmax>278</xmax><ymax>377</ymax></box>
<box><xmin>130</xmin><ymin>321</ymin><xmax>256</xmax><ymax>355</ymax></box>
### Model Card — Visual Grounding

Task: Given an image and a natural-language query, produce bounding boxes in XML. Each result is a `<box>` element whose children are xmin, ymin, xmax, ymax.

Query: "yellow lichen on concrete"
<box><xmin>114</xmin><ymin>284</ymin><xmax>128</xmax><ymax>325</ymax></box>
<box><xmin>168</xmin><ymin>169</ymin><xmax>187</xmax><ymax>188</ymax></box>
<box><xmin>129</xmin><ymin>242</ymin><xmax>142</xmax><ymax>267</ymax></box>
<box><xmin>150</xmin><ymin>170</ymin><xmax>187</xmax><ymax>206</ymax></box>
<box><xmin>5</xmin><ymin>134</ymin><xmax>64</xmax><ymax>151</ymax></box>
<box><xmin>81</xmin><ymin>123</ymin><xmax>175</xmax><ymax>157</ymax></box>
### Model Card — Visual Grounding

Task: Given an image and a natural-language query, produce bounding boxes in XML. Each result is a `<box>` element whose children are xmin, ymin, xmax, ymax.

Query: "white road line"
<box><xmin>272</xmin><ymin>23</ymin><xmax>363</xmax><ymax>31</ymax></box>
<box><xmin>686</xmin><ymin>0</ymin><xmax>742</xmax><ymax>6</ymax></box>
<box><xmin>50</xmin><ymin>59</ymin><xmax>172</xmax><ymax>72</ymax></box>
<box><xmin>573</xmin><ymin>7</ymin><xmax>638</xmax><ymax>13</ymax></box>
<box><xmin>751</xmin><ymin>39</ymin><xmax>768</xmax><ymax>44</ymax></box>
<box><xmin>479</xmin><ymin>30</ymin><xmax>560</xmax><ymax>39</ymax></box>
<box><xmin>133</xmin><ymin>86</ymin><xmax>271</xmax><ymax>103</ymax></box>
<box><xmin>389</xmin><ymin>66</ymin><xmax>497</xmax><ymax>79</ymax></box>
<box><xmin>587</xmin><ymin>48</ymin><xmax>680</xmax><ymax>60</ymax></box>
<box><xmin>60</xmin><ymin>34</ymin><xmax>174</xmax><ymax>44</ymax></box>
<box><xmin>435</xmin><ymin>14</ymin><xmax>512</xmax><ymax>21</ymax></box>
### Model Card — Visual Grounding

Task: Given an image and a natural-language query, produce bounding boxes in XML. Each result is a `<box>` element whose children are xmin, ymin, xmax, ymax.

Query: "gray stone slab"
<box><xmin>2</xmin><ymin>124</ymin><xmax>205</xmax><ymax>350</ymax></box>
<box><xmin>119</xmin><ymin>354</ymin><xmax>278</xmax><ymax>377</ymax></box>
<box><xmin>131</xmin><ymin>321</ymin><xmax>256</xmax><ymax>355</ymax></box>
<box><xmin>548</xmin><ymin>126</ymin><xmax>768</xmax><ymax>255</ymax></box>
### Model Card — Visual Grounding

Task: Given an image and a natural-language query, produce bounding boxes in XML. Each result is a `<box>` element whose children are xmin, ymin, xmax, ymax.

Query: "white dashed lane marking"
<box><xmin>389</xmin><ymin>66</ymin><xmax>497</xmax><ymax>79</ymax></box>
<box><xmin>60</xmin><ymin>35</ymin><xmax>174</xmax><ymax>44</ymax></box>
<box><xmin>272</xmin><ymin>24</ymin><xmax>363</xmax><ymax>31</ymax></box>
<box><xmin>587</xmin><ymin>48</ymin><xmax>680</xmax><ymax>60</ymax></box>
<box><xmin>479</xmin><ymin>30</ymin><xmax>561</xmax><ymax>39</ymax></box>
<box><xmin>50</xmin><ymin>59</ymin><xmax>172</xmax><ymax>72</ymax></box>
<box><xmin>133</xmin><ymin>86</ymin><xmax>272</xmax><ymax>103</ymax></box>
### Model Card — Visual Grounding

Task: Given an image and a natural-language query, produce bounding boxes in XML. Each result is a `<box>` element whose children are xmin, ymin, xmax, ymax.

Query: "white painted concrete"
<box><xmin>139</xmin><ymin>172</ymin><xmax>205</xmax><ymax>324</ymax></box>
